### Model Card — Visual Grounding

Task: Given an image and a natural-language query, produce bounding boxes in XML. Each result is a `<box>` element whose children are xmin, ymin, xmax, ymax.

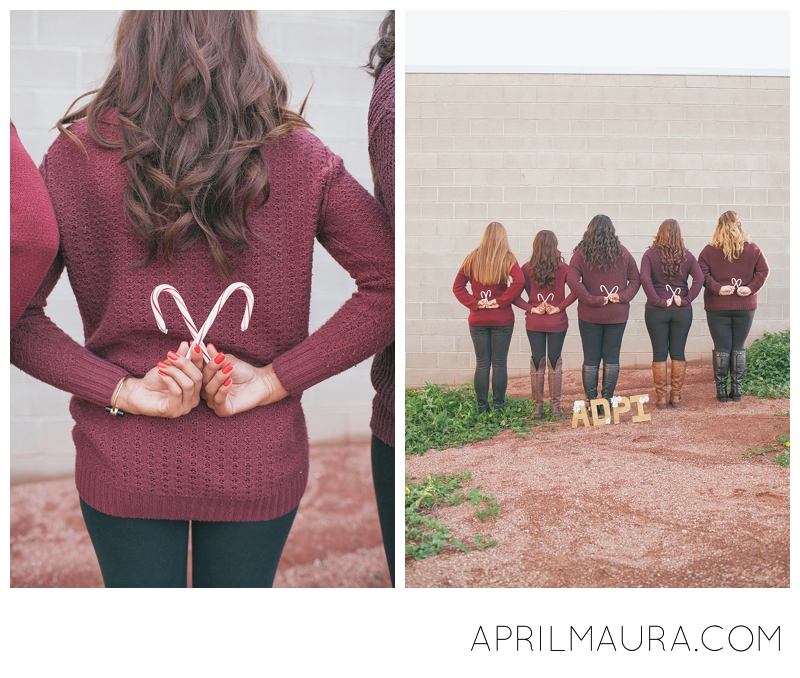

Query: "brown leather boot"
<box><xmin>530</xmin><ymin>357</ymin><xmax>546</xmax><ymax>419</ymax></box>
<box><xmin>652</xmin><ymin>361</ymin><xmax>668</xmax><ymax>409</ymax></box>
<box><xmin>669</xmin><ymin>360</ymin><xmax>687</xmax><ymax>408</ymax></box>
<box><xmin>548</xmin><ymin>357</ymin><xmax>564</xmax><ymax>418</ymax></box>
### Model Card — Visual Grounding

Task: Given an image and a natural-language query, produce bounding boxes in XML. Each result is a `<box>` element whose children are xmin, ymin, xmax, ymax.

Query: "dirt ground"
<box><xmin>11</xmin><ymin>443</ymin><xmax>391</xmax><ymax>588</ymax></box>
<box><xmin>405</xmin><ymin>365</ymin><xmax>789</xmax><ymax>588</ymax></box>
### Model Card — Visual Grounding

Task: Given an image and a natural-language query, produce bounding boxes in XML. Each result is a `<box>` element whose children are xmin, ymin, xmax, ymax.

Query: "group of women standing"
<box><xmin>454</xmin><ymin>212</ymin><xmax>770</xmax><ymax>416</ymax></box>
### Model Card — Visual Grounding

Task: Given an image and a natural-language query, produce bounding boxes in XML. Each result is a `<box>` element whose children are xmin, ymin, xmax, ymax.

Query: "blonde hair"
<box><xmin>462</xmin><ymin>222</ymin><xmax>517</xmax><ymax>285</ymax></box>
<box><xmin>710</xmin><ymin>211</ymin><xmax>751</xmax><ymax>261</ymax></box>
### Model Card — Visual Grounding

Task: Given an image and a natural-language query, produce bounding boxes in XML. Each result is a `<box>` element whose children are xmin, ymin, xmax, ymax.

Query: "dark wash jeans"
<box><xmin>469</xmin><ymin>324</ymin><xmax>514</xmax><ymax>412</ymax></box>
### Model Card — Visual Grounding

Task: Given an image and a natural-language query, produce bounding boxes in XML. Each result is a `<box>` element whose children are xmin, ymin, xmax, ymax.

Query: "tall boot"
<box><xmin>669</xmin><ymin>360</ymin><xmax>687</xmax><ymax>408</ymax></box>
<box><xmin>530</xmin><ymin>357</ymin><xmax>546</xmax><ymax>420</ymax></box>
<box><xmin>729</xmin><ymin>350</ymin><xmax>746</xmax><ymax>402</ymax></box>
<box><xmin>652</xmin><ymin>361</ymin><xmax>668</xmax><ymax>409</ymax></box>
<box><xmin>548</xmin><ymin>357</ymin><xmax>564</xmax><ymax>418</ymax></box>
<box><xmin>601</xmin><ymin>363</ymin><xmax>620</xmax><ymax>402</ymax></box>
<box><xmin>581</xmin><ymin>365</ymin><xmax>599</xmax><ymax>404</ymax></box>
<box><xmin>713</xmin><ymin>350</ymin><xmax>730</xmax><ymax>402</ymax></box>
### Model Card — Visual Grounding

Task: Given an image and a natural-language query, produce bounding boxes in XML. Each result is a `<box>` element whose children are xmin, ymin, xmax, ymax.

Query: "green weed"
<box><xmin>744</xmin><ymin>433</ymin><xmax>790</xmax><ymax>467</ymax></box>
<box><xmin>742</xmin><ymin>330</ymin><xmax>790</xmax><ymax>399</ymax></box>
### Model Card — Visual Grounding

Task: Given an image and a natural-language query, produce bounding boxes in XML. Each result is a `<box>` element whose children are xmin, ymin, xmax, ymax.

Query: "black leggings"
<box><xmin>578</xmin><ymin>319</ymin><xmax>627</xmax><ymax>366</ymax></box>
<box><xmin>469</xmin><ymin>324</ymin><xmax>514</xmax><ymax>410</ymax></box>
<box><xmin>371</xmin><ymin>435</ymin><xmax>395</xmax><ymax>587</ymax></box>
<box><xmin>644</xmin><ymin>307</ymin><xmax>693</xmax><ymax>361</ymax></box>
<box><xmin>706</xmin><ymin>310</ymin><xmax>755</xmax><ymax>352</ymax></box>
<box><xmin>526</xmin><ymin>329</ymin><xmax>567</xmax><ymax>369</ymax></box>
<box><xmin>80</xmin><ymin>498</ymin><xmax>297</xmax><ymax>588</ymax></box>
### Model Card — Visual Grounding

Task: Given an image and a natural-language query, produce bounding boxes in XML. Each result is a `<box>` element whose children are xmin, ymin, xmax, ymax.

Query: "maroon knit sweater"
<box><xmin>10</xmin><ymin>118</ymin><xmax>394</xmax><ymax>522</ymax></box>
<box><xmin>368</xmin><ymin>59</ymin><xmax>394</xmax><ymax>448</ymax></box>
<box><xmin>10</xmin><ymin>122</ymin><xmax>59</xmax><ymax>329</ymax></box>
<box><xmin>513</xmin><ymin>261</ymin><xmax>577</xmax><ymax>333</ymax></box>
<box><xmin>698</xmin><ymin>242</ymin><xmax>770</xmax><ymax>312</ymax></box>
<box><xmin>453</xmin><ymin>262</ymin><xmax>525</xmax><ymax>326</ymax></box>
<box><xmin>566</xmin><ymin>247</ymin><xmax>641</xmax><ymax>324</ymax></box>
<box><xmin>640</xmin><ymin>248</ymin><xmax>703</xmax><ymax>310</ymax></box>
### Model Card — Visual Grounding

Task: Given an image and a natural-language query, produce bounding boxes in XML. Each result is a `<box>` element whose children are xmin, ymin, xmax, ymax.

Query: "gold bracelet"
<box><xmin>105</xmin><ymin>375</ymin><xmax>130</xmax><ymax>417</ymax></box>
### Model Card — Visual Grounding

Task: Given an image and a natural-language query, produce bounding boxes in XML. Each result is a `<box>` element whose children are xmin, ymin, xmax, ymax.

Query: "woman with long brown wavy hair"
<box><xmin>453</xmin><ymin>221</ymin><xmax>524</xmax><ymax>413</ymax></box>
<box><xmin>640</xmin><ymin>219</ymin><xmax>703</xmax><ymax>409</ymax></box>
<box><xmin>567</xmin><ymin>215</ymin><xmax>640</xmax><ymax>407</ymax></box>
<box><xmin>513</xmin><ymin>230</ymin><xmax>576</xmax><ymax>419</ymax></box>
<box><xmin>10</xmin><ymin>11</ymin><xmax>393</xmax><ymax>587</ymax></box>
<box><xmin>698</xmin><ymin>211</ymin><xmax>769</xmax><ymax>402</ymax></box>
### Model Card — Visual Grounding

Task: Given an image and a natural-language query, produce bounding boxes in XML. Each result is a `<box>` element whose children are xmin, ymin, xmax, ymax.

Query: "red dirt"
<box><xmin>11</xmin><ymin>443</ymin><xmax>391</xmax><ymax>588</ymax></box>
<box><xmin>405</xmin><ymin>365</ymin><xmax>789</xmax><ymax>588</ymax></box>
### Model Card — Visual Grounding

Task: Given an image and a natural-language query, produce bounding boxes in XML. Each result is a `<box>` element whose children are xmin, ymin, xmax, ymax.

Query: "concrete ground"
<box><xmin>11</xmin><ymin>442</ymin><xmax>392</xmax><ymax>588</ymax></box>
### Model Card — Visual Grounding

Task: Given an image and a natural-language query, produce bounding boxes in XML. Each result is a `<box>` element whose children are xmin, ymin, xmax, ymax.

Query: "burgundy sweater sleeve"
<box><xmin>271</xmin><ymin>154</ymin><xmax>394</xmax><ymax>396</ymax></box>
<box><xmin>494</xmin><ymin>262</ymin><xmax>525</xmax><ymax>308</ymax></box>
<box><xmin>513</xmin><ymin>265</ymin><xmax>534</xmax><ymax>313</ymax></box>
<box><xmin>10</xmin><ymin>121</ymin><xmax>60</xmax><ymax>329</ymax></box>
<box><xmin>698</xmin><ymin>246</ymin><xmax>723</xmax><ymax>295</ymax></box>
<box><xmin>566</xmin><ymin>254</ymin><xmax>605</xmax><ymax>307</ymax></box>
<box><xmin>617</xmin><ymin>250</ymin><xmax>640</xmax><ymax>304</ymax></box>
<box><xmin>368</xmin><ymin>60</ymin><xmax>394</xmax><ymax>231</ymax></box>
<box><xmin>453</xmin><ymin>267</ymin><xmax>480</xmax><ymax>310</ymax></box>
<box><xmin>745</xmin><ymin>247</ymin><xmax>770</xmax><ymax>294</ymax></box>
<box><xmin>639</xmin><ymin>251</ymin><xmax>666</xmax><ymax>308</ymax></box>
<box><xmin>686</xmin><ymin>253</ymin><xmax>704</xmax><ymax>303</ymax></box>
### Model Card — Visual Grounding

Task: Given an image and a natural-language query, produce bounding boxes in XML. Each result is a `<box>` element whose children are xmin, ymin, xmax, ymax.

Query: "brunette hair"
<box><xmin>574</xmin><ymin>214</ymin><xmax>622</xmax><ymax>271</ymax></box>
<box><xmin>527</xmin><ymin>230</ymin><xmax>563</xmax><ymax>289</ymax></box>
<box><xmin>365</xmin><ymin>11</ymin><xmax>394</xmax><ymax>81</ymax></box>
<box><xmin>57</xmin><ymin>10</ymin><xmax>310</xmax><ymax>278</ymax></box>
<box><xmin>461</xmin><ymin>222</ymin><xmax>518</xmax><ymax>286</ymax></box>
<box><xmin>650</xmin><ymin>219</ymin><xmax>686</xmax><ymax>278</ymax></box>
<box><xmin>710</xmin><ymin>210</ymin><xmax>751</xmax><ymax>261</ymax></box>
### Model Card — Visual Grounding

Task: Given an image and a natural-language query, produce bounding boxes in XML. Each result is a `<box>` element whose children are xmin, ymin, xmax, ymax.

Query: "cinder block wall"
<box><xmin>10</xmin><ymin>10</ymin><xmax>390</xmax><ymax>483</ymax></box>
<box><xmin>406</xmin><ymin>73</ymin><xmax>789</xmax><ymax>387</ymax></box>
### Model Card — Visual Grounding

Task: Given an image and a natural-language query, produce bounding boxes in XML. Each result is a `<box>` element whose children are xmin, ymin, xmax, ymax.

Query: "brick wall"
<box><xmin>406</xmin><ymin>72</ymin><xmax>789</xmax><ymax>387</ymax></box>
<box><xmin>10</xmin><ymin>10</ymin><xmax>390</xmax><ymax>483</ymax></box>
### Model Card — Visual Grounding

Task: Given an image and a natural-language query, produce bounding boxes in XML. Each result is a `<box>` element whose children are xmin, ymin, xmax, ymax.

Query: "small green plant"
<box><xmin>406</xmin><ymin>383</ymin><xmax>555</xmax><ymax>456</ymax></box>
<box><xmin>742</xmin><ymin>330</ymin><xmax>790</xmax><ymax>399</ymax></box>
<box><xmin>744</xmin><ymin>433</ymin><xmax>789</xmax><ymax>467</ymax></box>
<box><xmin>405</xmin><ymin>471</ymin><xmax>499</xmax><ymax>560</ymax></box>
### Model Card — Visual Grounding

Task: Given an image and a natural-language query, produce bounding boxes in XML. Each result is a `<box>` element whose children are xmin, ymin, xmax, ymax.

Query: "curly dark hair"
<box><xmin>650</xmin><ymin>219</ymin><xmax>686</xmax><ymax>278</ymax></box>
<box><xmin>365</xmin><ymin>11</ymin><xmax>394</xmax><ymax>81</ymax></box>
<box><xmin>57</xmin><ymin>10</ymin><xmax>310</xmax><ymax>279</ymax></box>
<box><xmin>527</xmin><ymin>230</ymin><xmax>563</xmax><ymax>289</ymax></box>
<box><xmin>574</xmin><ymin>215</ymin><xmax>623</xmax><ymax>271</ymax></box>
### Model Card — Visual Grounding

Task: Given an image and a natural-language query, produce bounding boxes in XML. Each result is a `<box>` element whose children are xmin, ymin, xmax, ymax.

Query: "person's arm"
<box><xmin>512</xmin><ymin>265</ymin><xmax>534</xmax><ymax>313</ymax></box>
<box><xmin>639</xmin><ymin>251</ymin><xmax>666</xmax><ymax>307</ymax></box>
<box><xmin>686</xmin><ymin>254</ymin><xmax>705</xmax><ymax>303</ymax></box>
<box><xmin>453</xmin><ymin>267</ymin><xmax>480</xmax><ymax>310</ymax></box>
<box><xmin>618</xmin><ymin>250</ymin><xmax>641</xmax><ymax>304</ymax></box>
<box><xmin>566</xmin><ymin>255</ymin><xmax>606</xmax><ymax>307</ymax></box>
<box><xmin>741</xmin><ymin>247</ymin><xmax>770</xmax><ymax>295</ymax></box>
<box><xmin>698</xmin><ymin>247</ymin><xmax>726</xmax><ymax>295</ymax></box>
<box><xmin>494</xmin><ymin>262</ymin><xmax>525</xmax><ymax>308</ymax></box>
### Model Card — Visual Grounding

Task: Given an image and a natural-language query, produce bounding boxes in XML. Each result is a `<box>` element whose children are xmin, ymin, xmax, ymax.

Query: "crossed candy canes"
<box><xmin>600</xmin><ymin>285</ymin><xmax>618</xmax><ymax>302</ymax></box>
<box><xmin>151</xmin><ymin>283</ymin><xmax>254</xmax><ymax>363</ymax></box>
<box><xmin>731</xmin><ymin>278</ymin><xmax>742</xmax><ymax>291</ymax></box>
<box><xmin>537</xmin><ymin>293</ymin><xmax>554</xmax><ymax>304</ymax></box>
<box><xmin>666</xmin><ymin>285</ymin><xmax>682</xmax><ymax>298</ymax></box>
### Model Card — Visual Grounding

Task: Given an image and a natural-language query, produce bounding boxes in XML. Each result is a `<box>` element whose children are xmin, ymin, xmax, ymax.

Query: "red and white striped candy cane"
<box><xmin>150</xmin><ymin>283</ymin><xmax>254</xmax><ymax>363</ymax></box>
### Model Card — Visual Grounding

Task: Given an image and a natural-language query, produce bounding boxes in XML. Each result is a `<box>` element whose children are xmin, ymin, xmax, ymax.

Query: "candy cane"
<box><xmin>151</xmin><ymin>283</ymin><xmax>254</xmax><ymax>363</ymax></box>
<box><xmin>666</xmin><ymin>285</ymin><xmax>682</xmax><ymax>297</ymax></box>
<box><xmin>600</xmin><ymin>285</ymin><xmax>619</xmax><ymax>298</ymax></box>
<box><xmin>537</xmin><ymin>293</ymin><xmax>554</xmax><ymax>304</ymax></box>
<box><xmin>731</xmin><ymin>278</ymin><xmax>742</xmax><ymax>290</ymax></box>
<box><xmin>480</xmin><ymin>290</ymin><xmax>492</xmax><ymax>304</ymax></box>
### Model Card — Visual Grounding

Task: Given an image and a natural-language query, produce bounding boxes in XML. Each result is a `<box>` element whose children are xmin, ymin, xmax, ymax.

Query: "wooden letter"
<box><xmin>572</xmin><ymin>403</ymin><xmax>590</xmax><ymax>428</ymax></box>
<box><xmin>613</xmin><ymin>396</ymin><xmax>631</xmax><ymax>424</ymax></box>
<box><xmin>590</xmin><ymin>398</ymin><xmax>611</xmax><ymax>426</ymax></box>
<box><xmin>629</xmin><ymin>395</ymin><xmax>652</xmax><ymax>423</ymax></box>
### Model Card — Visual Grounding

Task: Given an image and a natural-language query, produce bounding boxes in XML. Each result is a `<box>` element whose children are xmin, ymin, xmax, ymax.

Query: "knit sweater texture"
<box><xmin>453</xmin><ymin>262</ymin><xmax>525</xmax><ymax>327</ymax></box>
<box><xmin>640</xmin><ymin>248</ymin><xmax>704</xmax><ymax>310</ymax></box>
<box><xmin>566</xmin><ymin>247</ymin><xmax>641</xmax><ymax>324</ymax></box>
<box><xmin>513</xmin><ymin>261</ymin><xmax>577</xmax><ymax>333</ymax></box>
<box><xmin>368</xmin><ymin>59</ymin><xmax>395</xmax><ymax>448</ymax></box>
<box><xmin>10</xmin><ymin>117</ymin><xmax>394</xmax><ymax>523</ymax></box>
<box><xmin>698</xmin><ymin>242</ymin><xmax>769</xmax><ymax>312</ymax></box>
<box><xmin>10</xmin><ymin>121</ymin><xmax>60</xmax><ymax>329</ymax></box>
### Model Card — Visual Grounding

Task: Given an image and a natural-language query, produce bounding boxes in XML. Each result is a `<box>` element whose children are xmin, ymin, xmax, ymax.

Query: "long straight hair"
<box><xmin>527</xmin><ymin>230</ymin><xmax>563</xmax><ymax>289</ymax></box>
<box><xmin>462</xmin><ymin>222</ymin><xmax>517</xmax><ymax>286</ymax></box>
<box><xmin>574</xmin><ymin>214</ymin><xmax>623</xmax><ymax>271</ymax></box>
<box><xmin>650</xmin><ymin>219</ymin><xmax>686</xmax><ymax>278</ymax></box>
<box><xmin>57</xmin><ymin>10</ymin><xmax>310</xmax><ymax>278</ymax></box>
<box><xmin>710</xmin><ymin>210</ymin><xmax>751</xmax><ymax>261</ymax></box>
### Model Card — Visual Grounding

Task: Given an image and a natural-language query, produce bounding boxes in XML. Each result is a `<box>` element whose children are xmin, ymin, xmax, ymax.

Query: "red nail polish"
<box><xmin>157</xmin><ymin>361</ymin><xmax>169</xmax><ymax>369</ymax></box>
<box><xmin>167</xmin><ymin>351</ymin><xmax>180</xmax><ymax>360</ymax></box>
<box><xmin>158</xmin><ymin>370</ymin><xmax>168</xmax><ymax>377</ymax></box>
<box><xmin>193</xmin><ymin>345</ymin><xmax>201</xmax><ymax>354</ymax></box>
<box><xmin>223</xmin><ymin>377</ymin><xmax>232</xmax><ymax>387</ymax></box>
<box><xmin>214</xmin><ymin>353</ymin><xmax>226</xmax><ymax>365</ymax></box>
<box><xmin>222</xmin><ymin>364</ymin><xmax>233</xmax><ymax>374</ymax></box>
